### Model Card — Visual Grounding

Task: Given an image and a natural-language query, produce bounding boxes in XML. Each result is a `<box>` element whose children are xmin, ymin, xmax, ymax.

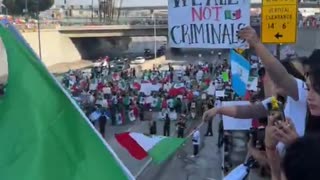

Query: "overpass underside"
<box><xmin>71</xmin><ymin>37</ymin><xmax>133</xmax><ymax>59</ymax></box>
<box><xmin>59</xmin><ymin>29</ymin><xmax>168</xmax><ymax>38</ymax></box>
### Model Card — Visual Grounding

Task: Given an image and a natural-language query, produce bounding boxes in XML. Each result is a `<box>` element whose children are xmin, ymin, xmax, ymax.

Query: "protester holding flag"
<box><xmin>239</xmin><ymin>27</ymin><xmax>305</xmax><ymax>103</ymax></box>
<box><xmin>260</xmin><ymin>50</ymin><xmax>320</xmax><ymax>180</ymax></box>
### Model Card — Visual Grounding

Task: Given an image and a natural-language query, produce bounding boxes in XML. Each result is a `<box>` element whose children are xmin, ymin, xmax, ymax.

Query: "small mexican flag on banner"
<box><xmin>225</xmin><ymin>9</ymin><xmax>241</xmax><ymax>20</ymax></box>
<box><xmin>115</xmin><ymin>132</ymin><xmax>185</xmax><ymax>164</ymax></box>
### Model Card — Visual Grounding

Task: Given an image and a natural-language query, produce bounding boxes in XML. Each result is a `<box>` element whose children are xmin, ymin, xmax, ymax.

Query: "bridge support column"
<box><xmin>21</xmin><ymin>30</ymin><xmax>81</xmax><ymax>67</ymax></box>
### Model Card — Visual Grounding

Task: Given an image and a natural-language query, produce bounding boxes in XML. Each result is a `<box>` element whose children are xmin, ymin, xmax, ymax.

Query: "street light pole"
<box><xmin>25</xmin><ymin>0</ymin><xmax>28</xmax><ymax>15</ymax></box>
<box><xmin>91</xmin><ymin>0</ymin><xmax>94</xmax><ymax>23</ymax></box>
<box><xmin>37</xmin><ymin>0</ymin><xmax>42</xmax><ymax>60</ymax></box>
<box><xmin>152</xmin><ymin>13</ymin><xmax>157</xmax><ymax>59</ymax></box>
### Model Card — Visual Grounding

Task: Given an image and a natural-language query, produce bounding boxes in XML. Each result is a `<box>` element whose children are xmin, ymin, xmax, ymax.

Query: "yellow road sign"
<box><xmin>261</xmin><ymin>0</ymin><xmax>298</xmax><ymax>44</ymax></box>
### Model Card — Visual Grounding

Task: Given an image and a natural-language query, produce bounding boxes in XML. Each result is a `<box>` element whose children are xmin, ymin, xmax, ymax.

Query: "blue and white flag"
<box><xmin>230</xmin><ymin>50</ymin><xmax>251</xmax><ymax>97</ymax></box>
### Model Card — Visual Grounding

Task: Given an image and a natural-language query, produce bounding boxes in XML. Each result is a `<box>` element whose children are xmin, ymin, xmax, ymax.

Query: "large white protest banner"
<box><xmin>168</xmin><ymin>0</ymin><xmax>250</xmax><ymax>49</ymax></box>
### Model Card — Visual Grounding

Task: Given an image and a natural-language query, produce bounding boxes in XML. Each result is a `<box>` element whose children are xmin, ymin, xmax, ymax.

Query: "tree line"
<box><xmin>3</xmin><ymin>0</ymin><xmax>54</xmax><ymax>15</ymax></box>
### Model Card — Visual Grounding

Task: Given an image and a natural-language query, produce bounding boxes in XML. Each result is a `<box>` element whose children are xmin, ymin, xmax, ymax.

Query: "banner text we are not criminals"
<box><xmin>168</xmin><ymin>0</ymin><xmax>250</xmax><ymax>49</ymax></box>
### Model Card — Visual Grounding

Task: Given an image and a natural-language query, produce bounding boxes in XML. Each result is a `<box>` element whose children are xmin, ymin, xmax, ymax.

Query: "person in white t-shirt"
<box><xmin>191</xmin><ymin>127</ymin><xmax>200</xmax><ymax>158</ymax></box>
<box><xmin>264</xmin><ymin>50</ymin><xmax>320</xmax><ymax>180</ymax></box>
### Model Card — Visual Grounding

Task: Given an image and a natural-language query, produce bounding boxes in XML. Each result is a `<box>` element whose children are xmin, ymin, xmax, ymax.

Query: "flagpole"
<box><xmin>152</xmin><ymin>13</ymin><xmax>157</xmax><ymax>59</ymax></box>
<box><xmin>37</xmin><ymin>0</ymin><xmax>42</xmax><ymax>59</ymax></box>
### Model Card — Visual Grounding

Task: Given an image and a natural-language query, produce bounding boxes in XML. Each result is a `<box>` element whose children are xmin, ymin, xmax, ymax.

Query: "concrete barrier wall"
<box><xmin>21</xmin><ymin>30</ymin><xmax>81</xmax><ymax>67</ymax></box>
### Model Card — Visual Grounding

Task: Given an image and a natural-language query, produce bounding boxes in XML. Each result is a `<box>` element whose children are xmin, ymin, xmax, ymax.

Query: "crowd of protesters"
<box><xmin>203</xmin><ymin>26</ymin><xmax>320</xmax><ymax>180</ymax></box>
<box><xmin>59</xmin><ymin>58</ymin><xmax>238</xmax><ymax>141</ymax></box>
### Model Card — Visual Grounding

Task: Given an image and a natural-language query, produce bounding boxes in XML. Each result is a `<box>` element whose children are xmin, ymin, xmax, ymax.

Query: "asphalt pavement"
<box><xmin>137</xmin><ymin>116</ymin><xmax>223</xmax><ymax>180</ymax></box>
<box><xmin>101</xmin><ymin>114</ymin><xmax>203</xmax><ymax>177</ymax></box>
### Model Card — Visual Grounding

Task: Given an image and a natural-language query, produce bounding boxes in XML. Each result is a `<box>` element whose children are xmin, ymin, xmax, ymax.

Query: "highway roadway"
<box><xmin>138</xmin><ymin>116</ymin><xmax>223</xmax><ymax>180</ymax></box>
<box><xmin>101</xmin><ymin>54</ymin><xmax>227</xmax><ymax>180</ymax></box>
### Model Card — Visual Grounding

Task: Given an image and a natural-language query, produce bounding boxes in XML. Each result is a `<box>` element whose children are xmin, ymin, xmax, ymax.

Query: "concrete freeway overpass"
<box><xmin>19</xmin><ymin>25</ymin><xmax>320</xmax><ymax>68</ymax></box>
<box><xmin>117</xmin><ymin>2</ymin><xmax>320</xmax><ymax>10</ymax></box>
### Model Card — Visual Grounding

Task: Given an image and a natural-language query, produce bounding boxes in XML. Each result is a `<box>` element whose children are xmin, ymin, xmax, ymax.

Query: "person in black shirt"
<box><xmin>205</xmin><ymin>116</ymin><xmax>213</xmax><ymax>136</ymax></box>
<box><xmin>205</xmin><ymin>99</ymin><xmax>214</xmax><ymax>136</ymax></box>
<box><xmin>98</xmin><ymin>115</ymin><xmax>107</xmax><ymax>138</ymax></box>
<box><xmin>149</xmin><ymin>119</ymin><xmax>157</xmax><ymax>135</ymax></box>
<box><xmin>176</xmin><ymin>118</ymin><xmax>186</xmax><ymax>138</ymax></box>
<box><xmin>163</xmin><ymin>114</ymin><xmax>171</xmax><ymax>136</ymax></box>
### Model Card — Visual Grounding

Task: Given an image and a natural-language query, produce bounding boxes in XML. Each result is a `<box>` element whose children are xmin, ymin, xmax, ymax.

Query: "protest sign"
<box><xmin>215</xmin><ymin>90</ymin><xmax>225</xmax><ymax>97</ymax></box>
<box><xmin>168</xmin><ymin>0</ymin><xmax>250</xmax><ymax>49</ymax></box>
<box><xmin>222</xmin><ymin>71</ymin><xmax>229</xmax><ymax>82</ymax></box>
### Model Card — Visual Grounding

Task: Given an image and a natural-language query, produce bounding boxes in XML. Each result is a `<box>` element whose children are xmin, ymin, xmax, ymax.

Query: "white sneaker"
<box><xmin>190</xmin><ymin>155</ymin><xmax>195</xmax><ymax>158</ymax></box>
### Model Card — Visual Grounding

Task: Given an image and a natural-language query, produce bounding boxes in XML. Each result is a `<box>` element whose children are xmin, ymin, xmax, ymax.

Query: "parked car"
<box><xmin>131</xmin><ymin>57</ymin><xmax>146</xmax><ymax>64</ymax></box>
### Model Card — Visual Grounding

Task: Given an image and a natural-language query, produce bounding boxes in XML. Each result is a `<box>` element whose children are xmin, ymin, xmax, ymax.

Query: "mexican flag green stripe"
<box><xmin>148</xmin><ymin>137</ymin><xmax>186</xmax><ymax>164</ymax></box>
<box><xmin>0</xmin><ymin>21</ymin><xmax>133</xmax><ymax>179</ymax></box>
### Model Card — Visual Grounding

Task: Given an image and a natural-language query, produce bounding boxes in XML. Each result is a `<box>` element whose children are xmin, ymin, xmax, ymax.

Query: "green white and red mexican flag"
<box><xmin>115</xmin><ymin>132</ymin><xmax>185</xmax><ymax>164</ymax></box>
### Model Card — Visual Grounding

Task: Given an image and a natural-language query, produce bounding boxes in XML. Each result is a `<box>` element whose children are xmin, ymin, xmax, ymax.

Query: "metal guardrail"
<box><xmin>12</xmin><ymin>16</ymin><xmax>320</xmax><ymax>31</ymax></box>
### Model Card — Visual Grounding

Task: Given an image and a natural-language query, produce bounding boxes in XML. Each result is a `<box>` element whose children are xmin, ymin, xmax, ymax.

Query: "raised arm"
<box><xmin>239</xmin><ymin>27</ymin><xmax>299</xmax><ymax>100</ymax></box>
<box><xmin>202</xmin><ymin>102</ymin><xmax>268</xmax><ymax>121</ymax></box>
